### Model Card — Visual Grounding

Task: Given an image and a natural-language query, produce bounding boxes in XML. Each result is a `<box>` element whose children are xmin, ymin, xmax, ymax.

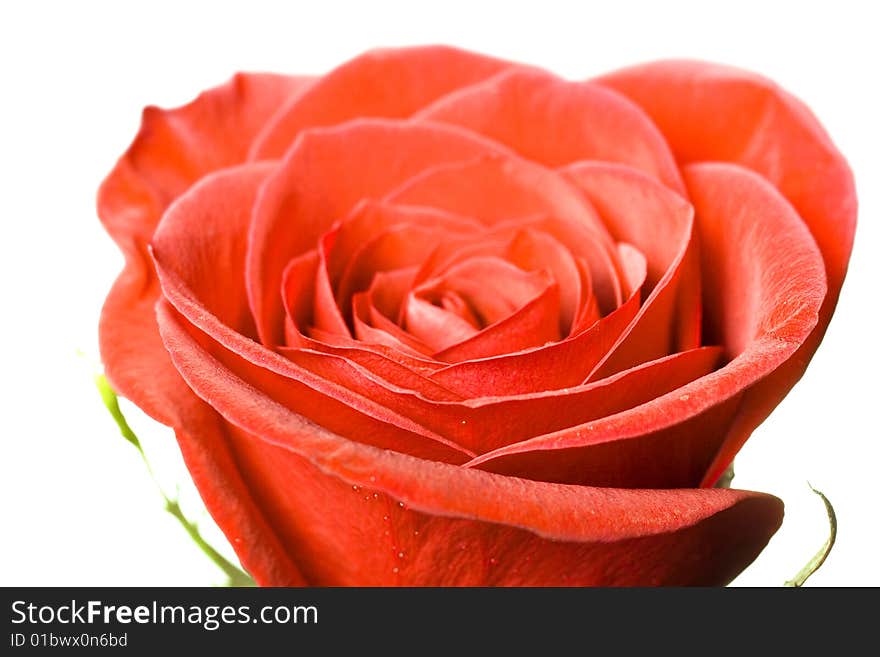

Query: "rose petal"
<box><xmin>151</xmin><ymin>170</ymin><xmax>652</xmax><ymax>460</ymax></box>
<box><xmin>277</xmin><ymin>344</ymin><xmax>461</xmax><ymax>403</ymax></box>
<box><xmin>151</xmin><ymin>167</ymin><xmax>472</xmax><ymax>463</ymax></box>
<box><xmin>279</xmin><ymin>311</ymin><xmax>715</xmax><ymax>459</ymax></box>
<box><xmin>335</xmin><ymin>307</ymin><xmax>431</xmax><ymax>359</ymax></box>
<box><xmin>403</xmin><ymin>296</ymin><xmax>480</xmax><ymax>352</ymax></box>
<box><xmin>352</xmin><ymin>271</ymin><xmax>437</xmax><ymax>357</ymax></box>
<box><xmin>433</xmin><ymin>285</ymin><xmax>562</xmax><ymax>363</ymax></box>
<box><xmin>310</xmin><ymin>231</ymin><xmax>352</xmax><ymax>338</ymax></box>
<box><xmin>386</xmin><ymin>154</ymin><xmax>624</xmax><ymax>314</ymax></box>
<box><xmin>170</xmin><ymin>403</ymin><xmax>309</xmax><ymax>586</ymax></box>
<box><xmin>98</xmin><ymin>72</ymin><xmax>308</xmax><ymax>424</ymax></box>
<box><xmin>162</xmin><ymin>292</ymin><xmax>473</xmax><ymax>464</ymax></box>
<box><xmin>249</xmin><ymin>45</ymin><xmax>510</xmax><ymax>160</ymax></box>
<box><xmin>106</xmin><ymin>158</ymin><xmax>309</xmax><ymax>585</ymax></box>
<box><xmin>367</xmin><ymin>267</ymin><xmax>417</xmax><ymax>324</ymax></box>
<box><xmin>247</xmin><ymin>120</ymin><xmax>506</xmax><ymax>346</ymax></box>
<box><xmin>158</xmin><ymin>302</ymin><xmax>782</xmax><ymax>586</ymax></box>
<box><xmin>616</xmin><ymin>243</ymin><xmax>649</xmax><ymax>304</ymax></box>
<box><xmin>469</xmin><ymin>163</ymin><xmax>827</xmax><ymax>488</ymax></box>
<box><xmin>101</xmin><ymin>72</ymin><xmax>308</xmax><ymax>243</ymax></box>
<box><xmin>417</xmin><ymin>66</ymin><xmax>684</xmax><ymax>193</ymax></box>
<box><xmin>328</xmin><ymin>199</ymin><xmax>481</xmax><ymax>285</ymax></box>
<box><xmin>600</xmin><ymin>62</ymin><xmax>856</xmax><ymax>485</ymax></box>
<box><xmin>281</xmin><ymin>250</ymin><xmax>320</xmax><ymax>347</ymax></box>
<box><xmin>150</xmin><ymin>163</ymin><xmax>275</xmax><ymax>334</ymax></box>
<box><xmin>428</xmin><ymin>286</ymin><xmax>641</xmax><ymax>397</ymax></box>
<box><xmin>598</xmin><ymin>59</ymin><xmax>856</xmax><ymax>318</ymax></box>
<box><xmin>562</xmin><ymin>163</ymin><xmax>701</xmax><ymax>378</ymax></box>
<box><xmin>409</xmin><ymin>220</ymin><xmax>524</xmax><ymax>289</ymax></box>
<box><xmin>334</xmin><ymin>205</ymin><xmax>478</xmax><ymax>319</ymax></box>
<box><xmin>412</xmin><ymin>219</ymin><xmax>593</xmax><ymax>336</ymax></box>
<box><xmin>98</xmin><ymin>74</ymin><xmax>306</xmax><ymax>586</ymax></box>
<box><xmin>272</xmin><ymin>338</ymin><xmax>716</xmax><ymax>459</ymax></box>
<box><xmin>505</xmin><ymin>228</ymin><xmax>585</xmax><ymax>334</ymax></box>
<box><xmin>460</xmin><ymin>346</ymin><xmax>722</xmax><ymax>455</ymax></box>
<box><xmin>413</xmin><ymin>257</ymin><xmax>553</xmax><ymax>328</ymax></box>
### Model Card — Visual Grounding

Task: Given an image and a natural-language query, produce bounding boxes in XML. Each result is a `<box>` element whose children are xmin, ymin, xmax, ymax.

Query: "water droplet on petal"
<box><xmin>352</xmin><ymin>485</ymin><xmax>359</xmax><ymax>492</ymax></box>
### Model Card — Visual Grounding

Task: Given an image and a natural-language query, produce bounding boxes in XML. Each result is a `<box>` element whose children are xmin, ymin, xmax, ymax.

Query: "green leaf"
<box><xmin>784</xmin><ymin>484</ymin><xmax>837</xmax><ymax>587</ymax></box>
<box><xmin>95</xmin><ymin>374</ymin><xmax>255</xmax><ymax>587</ymax></box>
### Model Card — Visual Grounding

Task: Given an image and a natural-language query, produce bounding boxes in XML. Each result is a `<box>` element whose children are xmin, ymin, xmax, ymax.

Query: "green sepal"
<box><xmin>784</xmin><ymin>484</ymin><xmax>837</xmax><ymax>587</ymax></box>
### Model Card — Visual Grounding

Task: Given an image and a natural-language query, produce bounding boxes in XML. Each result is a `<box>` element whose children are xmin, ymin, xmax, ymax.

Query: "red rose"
<box><xmin>98</xmin><ymin>46</ymin><xmax>855</xmax><ymax>585</ymax></box>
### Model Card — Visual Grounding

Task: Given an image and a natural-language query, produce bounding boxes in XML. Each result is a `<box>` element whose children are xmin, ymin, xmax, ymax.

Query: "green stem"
<box><xmin>163</xmin><ymin>498</ymin><xmax>255</xmax><ymax>587</ymax></box>
<box><xmin>784</xmin><ymin>484</ymin><xmax>837</xmax><ymax>587</ymax></box>
<box><xmin>95</xmin><ymin>374</ymin><xmax>255</xmax><ymax>587</ymax></box>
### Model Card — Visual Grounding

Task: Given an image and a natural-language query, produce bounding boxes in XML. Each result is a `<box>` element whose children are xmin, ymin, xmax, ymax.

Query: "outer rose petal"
<box><xmin>158</xmin><ymin>299</ymin><xmax>783</xmax><ymax>586</ymax></box>
<box><xmin>98</xmin><ymin>72</ymin><xmax>309</xmax><ymax>423</ymax></box>
<box><xmin>469</xmin><ymin>163</ymin><xmax>827</xmax><ymax>488</ymax></box>
<box><xmin>599</xmin><ymin>65</ymin><xmax>855</xmax><ymax>478</ymax></box>
<box><xmin>152</xmin><ymin>166</ymin><xmax>472</xmax><ymax>463</ymax></box>
<box><xmin>598</xmin><ymin>61</ymin><xmax>856</xmax><ymax>298</ymax></box>
<box><xmin>416</xmin><ymin>66</ymin><xmax>684</xmax><ymax>193</ymax></box>
<box><xmin>97</xmin><ymin>78</ymin><xmax>311</xmax><ymax>581</ymax></box>
<box><xmin>98</xmin><ymin>74</ymin><xmax>305</xmax><ymax>584</ymax></box>
<box><xmin>598</xmin><ymin>60</ymin><xmax>856</xmax><ymax>326</ymax></box>
<box><xmin>249</xmin><ymin>45</ymin><xmax>510</xmax><ymax>160</ymax></box>
<box><xmin>110</xmin><ymin>160</ymin><xmax>308</xmax><ymax>585</ymax></box>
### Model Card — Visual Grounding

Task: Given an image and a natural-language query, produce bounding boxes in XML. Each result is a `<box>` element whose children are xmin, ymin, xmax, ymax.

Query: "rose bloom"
<box><xmin>98</xmin><ymin>46</ymin><xmax>855</xmax><ymax>586</ymax></box>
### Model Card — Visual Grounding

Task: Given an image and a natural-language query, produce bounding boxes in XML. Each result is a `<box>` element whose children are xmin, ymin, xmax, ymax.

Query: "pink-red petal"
<box><xmin>417</xmin><ymin>66</ymin><xmax>684</xmax><ymax>192</ymax></box>
<box><xmin>246</xmin><ymin>119</ymin><xmax>506</xmax><ymax>346</ymax></box>
<box><xmin>98</xmin><ymin>73</ymin><xmax>308</xmax><ymax>425</ymax></box>
<box><xmin>598</xmin><ymin>59</ymin><xmax>856</xmax><ymax>319</ymax></box>
<box><xmin>151</xmin><ymin>167</ymin><xmax>471</xmax><ymax>463</ymax></box>
<box><xmin>249</xmin><ymin>46</ymin><xmax>510</xmax><ymax>160</ymax></box>
<box><xmin>158</xmin><ymin>301</ymin><xmax>783</xmax><ymax>586</ymax></box>
<box><xmin>470</xmin><ymin>163</ymin><xmax>827</xmax><ymax>488</ymax></box>
<box><xmin>387</xmin><ymin>154</ymin><xmax>624</xmax><ymax>314</ymax></box>
<box><xmin>563</xmin><ymin>162</ymin><xmax>701</xmax><ymax>378</ymax></box>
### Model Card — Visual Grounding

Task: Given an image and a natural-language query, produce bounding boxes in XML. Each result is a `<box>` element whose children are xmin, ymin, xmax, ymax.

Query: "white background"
<box><xmin>1</xmin><ymin>0</ymin><xmax>877</xmax><ymax>586</ymax></box>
